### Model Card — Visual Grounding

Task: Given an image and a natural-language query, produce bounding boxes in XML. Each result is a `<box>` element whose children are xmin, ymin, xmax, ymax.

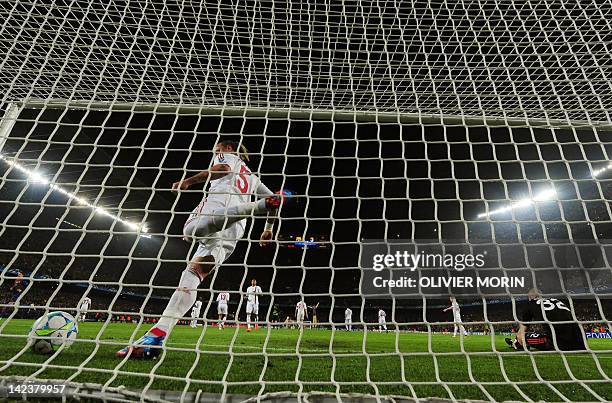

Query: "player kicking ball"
<box><xmin>246</xmin><ymin>279</ymin><xmax>262</xmax><ymax>332</ymax></box>
<box><xmin>505</xmin><ymin>288</ymin><xmax>586</xmax><ymax>351</ymax></box>
<box><xmin>117</xmin><ymin>140</ymin><xmax>287</xmax><ymax>359</ymax></box>
<box><xmin>216</xmin><ymin>292</ymin><xmax>229</xmax><ymax>329</ymax></box>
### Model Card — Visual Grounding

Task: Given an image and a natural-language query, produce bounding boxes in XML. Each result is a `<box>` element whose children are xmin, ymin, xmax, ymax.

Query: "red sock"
<box><xmin>149</xmin><ymin>327</ymin><xmax>167</xmax><ymax>337</ymax></box>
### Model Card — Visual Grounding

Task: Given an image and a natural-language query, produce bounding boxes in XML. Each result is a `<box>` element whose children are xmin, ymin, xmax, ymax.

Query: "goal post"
<box><xmin>1</xmin><ymin>101</ymin><xmax>611</xmax><ymax>402</ymax></box>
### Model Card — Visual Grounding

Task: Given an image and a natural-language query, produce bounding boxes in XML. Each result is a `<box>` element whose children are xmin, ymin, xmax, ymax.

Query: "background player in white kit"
<box><xmin>77</xmin><ymin>296</ymin><xmax>91</xmax><ymax>322</ymax></box>
<box><xmin>443</xmin><ymin>297</ymin><xmax>468</xmax><ymax>337</ymax></box>
<box><xmin>190</xmin><ymin>300</ymin><xmax>202</xmax><ymax>328</ymax></box>
<box><xmin>216</xmin><ymin>292</ymin><xmax>230</xmax><ymax>329</ymax></box>
<box><xmin>295</xmin><ymin>300</ymin><xmax>308</xmax><ymax>327</ymax></box>
<box><xmin>246</xmin><ymin>279</ymin><xmax>262</xmax><ymax>332</ymax></box>
<box><xmin>118</xmin><ymin>140</ymin><xmax>286</xmax><ymax>359</ymax></box>
<box><xmin>344</xmin><ymin>307</ymin><xmax>352</xmax><ymax>331</ymax></box>
<box><xmin>378</xmin><ymin>308</ymin><xmax>387</xmax><ymax>332</ymax></box>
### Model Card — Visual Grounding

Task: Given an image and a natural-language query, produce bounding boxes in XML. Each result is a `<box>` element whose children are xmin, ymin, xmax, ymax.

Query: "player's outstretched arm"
<box><xmin>172</xmin><ymin>164</ymin><xmax>231</xmax><ymax>192</ymax></box>
<box><xmin>259</xmin><ymin>213</ymin><xmax>277</xmax><ymax>246</ymax></box>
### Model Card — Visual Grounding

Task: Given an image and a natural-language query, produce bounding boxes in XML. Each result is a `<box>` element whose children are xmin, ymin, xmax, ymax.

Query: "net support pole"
<box><xmin>0</xmin><ymin>103</ymin><xmax>21</xmax><ymax>154</ymax></box>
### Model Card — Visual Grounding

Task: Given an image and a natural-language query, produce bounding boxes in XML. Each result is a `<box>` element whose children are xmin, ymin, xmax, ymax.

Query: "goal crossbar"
<box><xmin>11</xmin><ymin>99</ymin><xmax>612</xmax><ymax>130</ymax></box>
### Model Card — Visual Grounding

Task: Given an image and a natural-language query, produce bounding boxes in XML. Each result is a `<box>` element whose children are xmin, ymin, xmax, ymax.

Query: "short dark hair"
<box><xmin>219</xmin><ymin>139</ymin><xmax>249</xmax><ymax>161</ymax></box>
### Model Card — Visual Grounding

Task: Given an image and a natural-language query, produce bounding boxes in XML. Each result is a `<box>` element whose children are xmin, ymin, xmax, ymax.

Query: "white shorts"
<box><xmin>184</xmin><ymin>200</ymin><xmax>246</xmax><ymax>264</ymax></box>
<box><xmin>218</xmin><ymin>304</ymin><xmax>228</xmax><ymax>315</ymax></box>
<box><xmin>296</xmin><ymin>311</ymin><xmax>305</xmax><ymax>322</ymax></box>
<box><xmin>378</xmin><ymin>318</ymin><xmax>386</xmax><ymax>324</ymax></box>
<box><xmin>454</xmin><ymin>314</ymin><xmax>462</xmax><ymax>323</ymax></box>
<box><xmin>345</xmin><ymin>318</ymin><xmax>351</xmax><ymax>323</ymax></box>
<box><xmin>246</xmin><ymin>302</ymin><xmax>259</xmax><ymax>315</ymax></box>
<box><xmin>191</xmin><ymin>309</ymin><xmax>201</xmax><ymax>318</ymax></box>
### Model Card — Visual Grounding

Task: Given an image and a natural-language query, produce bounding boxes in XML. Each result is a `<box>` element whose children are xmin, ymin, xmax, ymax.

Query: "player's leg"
<box><xmin>453</xmin><ymin>324</ymin><xmax>458</xmax><ymax>337</ymax></box>
<box><xmin>253</xmin><ymin>305</ymin><xmax>259</xmax><ymax>330</ymax></box>
<box><xmin>455</xmin><ymin>315</ymin><xmax>467</xmax><ymax>336</ymax></box>
<box><xmin>155</xmin><ymin>255</ymin><xmax>215</xmax><ymax>332</ymax></box>
<box><xmin>221</xmin><ymin>305</ymin><xmax>227</xmax><ymax>329</ymax></box>
<box><xmin>296</xmin><ymin>312</ymin><xmax>303</xmax><ymax>327</ymax></box>
<box><xmin>183</xmin><ymin>196</ymin><xmax>281</xmax><ymax>242</ymax></box>
<box><xmin>507</xmin><ymin>333</ymin><xmax>552</xmax><ymax>351</ymax></box>
<box><xmin>190</xmin><ymin>310</ymin><xmax>197</xmax><ymax>328</ymax></box>
<box><xmin>116</xmin><ymin>252</ymin><xmax>217</xmax><ymax>359</ymax></box>
<box><xmin>246</xmin><ymin>303</ymin><xmax>253</xmax><ymax>331</ymax></box>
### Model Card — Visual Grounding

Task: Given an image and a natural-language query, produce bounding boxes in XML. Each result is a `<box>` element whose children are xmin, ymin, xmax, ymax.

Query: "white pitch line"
<box><xmin>167</xmin><ymin>342</ymin><xmax>332</xmax><ymax>353</ymax></box>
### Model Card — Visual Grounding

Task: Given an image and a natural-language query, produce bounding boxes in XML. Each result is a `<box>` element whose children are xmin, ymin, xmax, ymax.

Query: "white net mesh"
<box><xmin>1</xmin><ymin>0</ymin><xmax>612</xmax><ymax>122</ymax></box>
<box><xmin>1</xmin><ymin>0</ymin><xmax>612</xmax><ymax>402</ymax></box>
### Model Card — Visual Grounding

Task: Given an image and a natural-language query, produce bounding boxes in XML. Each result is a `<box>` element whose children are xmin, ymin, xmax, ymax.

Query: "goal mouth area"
<box><xmin>1</xmin><ymin>98</ymin><xmax>611</xmax><ymax>403</ymax></box>
<box><xmin>8</xmin><ymin>99</ymin><xmax>612</xmax><ymax>131</ymax></box>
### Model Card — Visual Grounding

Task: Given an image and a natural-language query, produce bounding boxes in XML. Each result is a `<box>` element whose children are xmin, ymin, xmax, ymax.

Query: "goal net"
<box><xmin>1</xmin><ymin>0</ymin><xmax>611</xmax><ymax>401</ymax></box>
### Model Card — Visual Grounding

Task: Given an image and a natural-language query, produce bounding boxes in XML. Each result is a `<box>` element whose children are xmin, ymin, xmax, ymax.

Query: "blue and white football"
<box><xmin>28</xmin><ymin>311</ymin><xmax>78</xmax><ymax>354</ymax></box>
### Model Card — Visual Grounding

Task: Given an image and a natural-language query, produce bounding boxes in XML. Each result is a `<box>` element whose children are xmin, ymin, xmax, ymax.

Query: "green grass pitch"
<box><xmin>1</xmin><ymin>319</ymin><xmax>611</xmax><ymax>401</ymax></box>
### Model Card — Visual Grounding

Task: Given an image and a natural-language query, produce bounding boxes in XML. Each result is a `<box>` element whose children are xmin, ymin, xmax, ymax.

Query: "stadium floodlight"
<box><xmin>592</xmin><ymin>162</ymin><xmax>612</xmax><ymax>178</ymax></box>
<box><xmin>28</xmin><ymin>171</ymin><xmax>49</xmax><ymax>185</ymax></box>
<box><xmin>478</xmin><ymin>188</ymin><xmax>557</xmax><ymax>218</ymax></box>
<box><xmin>1</xmin><ymin>154</ymin><xmax>49</xmax><ymax>185</ymax></box>
<box><xmin>0</xmin><ymin>153</ymin><xmax>148</xmax><ymax>236</ymax></box>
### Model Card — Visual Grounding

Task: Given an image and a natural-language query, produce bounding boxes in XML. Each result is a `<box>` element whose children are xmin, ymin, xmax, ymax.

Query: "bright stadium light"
<box><xmin>478</xmin><ymin>187</ymin><xmax>557</xmax><ymax>218</ymax></box>
<box><xmin>592</xmin><ymin>162</ymin><xmax>612</xmax><ymax>178</ymax></box>
<box><xmin>28</xmin><ymin>171</ymin><xmax>49</xmax><ymax>185</ymax></box>
<box><xmin>1</xmin><ymin>154</ymin><xmax>149</xmax><ymax>236</ymax></box>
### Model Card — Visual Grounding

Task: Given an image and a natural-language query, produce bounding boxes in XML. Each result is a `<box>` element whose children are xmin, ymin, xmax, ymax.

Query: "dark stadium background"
<box><xmin>1</xmin><ymin>107</ymin><xmax>611</xmax><ymax>330</ymax></box>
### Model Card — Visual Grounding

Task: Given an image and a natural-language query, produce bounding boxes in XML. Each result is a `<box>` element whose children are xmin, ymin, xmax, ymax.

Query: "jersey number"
<box><xmin>538</xmin><ymin>298</ymin><xmax>570</xmax><ymax>312</ymax></box>
<box><xmin>220</xmin><ymin>294</ymin><xmax>227</xmax><ymax>300</ymax></box>
<box><xmin>236</xmin><ymin>165</ymin><xmax>250</xmax><ymax>193</ymax></box>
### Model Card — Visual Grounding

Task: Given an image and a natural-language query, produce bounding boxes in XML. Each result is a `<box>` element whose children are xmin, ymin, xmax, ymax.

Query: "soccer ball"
<box><xmin>28</xmin><ymin>311</ymin><xmax>78</xmax><ymax>354</ymax></box>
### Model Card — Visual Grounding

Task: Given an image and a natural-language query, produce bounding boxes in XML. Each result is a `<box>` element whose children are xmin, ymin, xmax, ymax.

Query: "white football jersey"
<box><xmin>378</xmin><ymin>309</ymin><xmax>386</xmax><ymax>318</ymax></box>
<box><xmin>451</xmin><ymin>301</ymin><xmax>460</xmax><ymax>313</ymax></box>
<box><xmin>79</xmin><ymin>297</ymin><xmax>91</xmax><ymax>309</ymax></box>
<box><xmin>296</xmin><ymin>301</ymin><xmax>307</xmax><ymax>312</ymax></box>
<box><xmin>208</xmin><ymin>153</ymin><xmax>272</xmax><ymax>205</ymax></box>
<box><xmin>193</xmin><ymin>300</ymin><xmax>202</xmax><ymax>310</ymax></box>
<box><xmin>217</xmin><ymin>292</ymin><xmax>230</xmax><ymax>304</ymax></box>
<box><xmin>246</xmin><ymin>286</ymin><xmax>262</xmax><ymax>304</ymax></box>
<box><xmin>345</xmin><ymin>308</ymin><xmax>352</xmax><ymax>319</ymax></box>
